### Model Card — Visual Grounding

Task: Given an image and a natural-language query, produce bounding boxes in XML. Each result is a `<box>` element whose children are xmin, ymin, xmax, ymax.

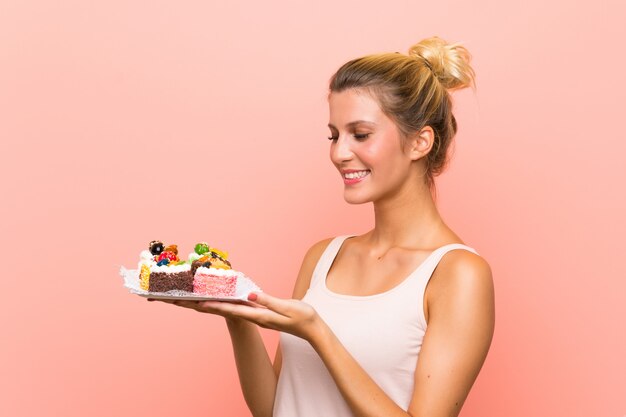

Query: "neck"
<box><xmin>369</xmin><ymin>180</ymin><xmax>445</xmax><ymax>249</ymax></box>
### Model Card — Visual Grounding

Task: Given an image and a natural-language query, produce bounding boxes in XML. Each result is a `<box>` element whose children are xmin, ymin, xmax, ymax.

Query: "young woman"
<box><xmin>155</xmin><ymin>36</ymin><xmax>495</xmax><ymax>417</ymax></box>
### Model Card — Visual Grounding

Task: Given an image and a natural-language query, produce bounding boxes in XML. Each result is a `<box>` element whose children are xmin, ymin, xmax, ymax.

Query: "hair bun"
<box><xmin>409</xmin><ymin>36</ymin><xmax>476</xmax><ymax>90</ymax></box>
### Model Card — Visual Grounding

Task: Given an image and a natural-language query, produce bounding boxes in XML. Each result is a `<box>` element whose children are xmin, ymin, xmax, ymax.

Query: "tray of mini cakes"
<box><xmin>121</xmin><ymin>241</ymin><xmax>261</xmax><ymax>302</ymax></box>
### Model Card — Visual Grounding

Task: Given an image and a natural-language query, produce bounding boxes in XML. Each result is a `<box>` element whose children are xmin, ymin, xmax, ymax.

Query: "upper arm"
<box><xmin>273</xmin><ymin>237</ymin><xmax>334</xmax><ymax>376</ymax></box>
<box><xmin>408</xmin><ymin>250</ymin><xmax>495</xmax><ymax>417</ymax></box>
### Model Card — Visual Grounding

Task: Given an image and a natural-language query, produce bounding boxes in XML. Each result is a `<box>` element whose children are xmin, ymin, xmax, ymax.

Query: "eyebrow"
<box><xmin>328</xmin><ymin>120</ymin><xmax>377</xmax><ymax>129</ymax></box>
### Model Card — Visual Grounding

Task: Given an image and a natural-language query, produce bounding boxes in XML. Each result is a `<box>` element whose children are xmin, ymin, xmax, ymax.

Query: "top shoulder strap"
<box><xmin>423</xmin><ymin>243</ymin><xmax>479</xmax><ymax>272</ymax></box>
<box><xmin>309</xmin><ymin>235</ymin><xmax>353</xmax><ymax>289</ymax></box>
<box><xmin>416</xmin><ymin>243</ymin><xmax>479</xmax><ymax>286</ymax></box>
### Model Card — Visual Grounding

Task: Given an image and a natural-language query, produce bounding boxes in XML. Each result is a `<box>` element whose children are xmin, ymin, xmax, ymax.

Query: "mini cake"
<box><xmin>139</xmin><ymin>241</ymin><xmax>193</xmax><ymax>292</ymax></box>
<box><xmin>188</xmin><ymin>242</ymin><xmax>241</xmax><ymax>297</ymax></box>
<box><xmin>193</xmin><ymin>267</ymin><xmax>245</xmax><ymax>297</ymax></box>
<box><xmin>148</xmin><ymin>263</ymin><xmax>193</xmax><ymax>292</ymax></box>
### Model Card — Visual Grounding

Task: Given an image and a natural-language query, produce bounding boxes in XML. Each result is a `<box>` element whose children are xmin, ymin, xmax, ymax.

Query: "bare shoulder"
<box><xmin>425</xmin><ymin>249</ymin><xmax>494</xmax><ymax>323</ymax></box>
<box><xmin>291</xmin><ymin>237</ymin><xmax>335</xmax><ymax>299</ymax></box>
<box><xmin>411</xmin><ymin>249</ymin><xmax>495</xmax><ymax>416</ymax></box>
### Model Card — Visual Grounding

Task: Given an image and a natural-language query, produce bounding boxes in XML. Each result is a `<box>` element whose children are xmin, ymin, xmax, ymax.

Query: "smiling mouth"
<box><xmin>343</xmin><ymin>170</ymin><xmax>370</xmax><ymax>179</ymax></box>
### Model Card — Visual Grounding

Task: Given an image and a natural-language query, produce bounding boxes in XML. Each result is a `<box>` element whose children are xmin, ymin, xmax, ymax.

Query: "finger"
<box><xmin>200</xmin><ymin>300</ymin><xmax>285</xmax><ymax>328</ymax></box>
<box><xmin>247</xmin><ymin>292</ymin><xmax>290</xmax><ymax>316</ymax></box>
<box><xmin>189</xmin><ymin>300</ymin><xmax>265</xmax><ymax>319</ymax></box>
<box><xmin>198</xmin><ymin>300</ymin><xmax>241</xmax><ymax>310</ymax></box>
<box><xmin>197</xmin><ymin>300</ymin><xmax>241</xmax><ymax>315</ymax></box>
<box><xmin>153</xmin><ymin>299</ymin><xmax>205</xmax><ymax>311</ymax></box>
<box><xmin>233</xmin><ymin>302</ymin><xmax>295</xmax><ymax>330</ymax></box>
<box><xmin>172</xmin><ymin>300</ymin><xmax>202</xmax><ymax>309</ymax></box>
<box><xmin>148</xmin><ymin>298</ymin><xmax>176</xmax><ymax>304</ymax></box>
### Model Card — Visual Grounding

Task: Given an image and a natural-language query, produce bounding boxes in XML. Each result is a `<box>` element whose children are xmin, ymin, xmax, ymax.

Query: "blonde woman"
<box><xmin>155</xmin><ymin>37</ymin><xmax>495</xmax><ymax>417</ymax></box>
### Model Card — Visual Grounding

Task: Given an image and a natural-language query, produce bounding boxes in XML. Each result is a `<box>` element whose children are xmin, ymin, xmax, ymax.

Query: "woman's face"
<box><xmin>328</xmin><ymin>88</ymin><xmax>420</xmax><ymax>204</ymax></box>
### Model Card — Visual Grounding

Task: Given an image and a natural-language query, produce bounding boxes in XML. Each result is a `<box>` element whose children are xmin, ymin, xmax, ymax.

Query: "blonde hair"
<box><xmin>329</xmin><ymin>36</ymin><xmax>476</xmax><ymax>193</ymax></box>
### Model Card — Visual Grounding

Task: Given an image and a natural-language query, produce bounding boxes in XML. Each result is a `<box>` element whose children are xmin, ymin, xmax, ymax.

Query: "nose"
<box><xmin>330</xmin><ymin>135</ymin><xmax>353</xmax><ymax>164</ymax></box>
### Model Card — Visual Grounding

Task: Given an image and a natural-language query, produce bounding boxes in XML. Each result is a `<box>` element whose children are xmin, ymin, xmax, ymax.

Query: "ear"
<box><xmin>406</xmin><ymin>126</ymin><xmax>434</xmax><ymax>161</ymax></box>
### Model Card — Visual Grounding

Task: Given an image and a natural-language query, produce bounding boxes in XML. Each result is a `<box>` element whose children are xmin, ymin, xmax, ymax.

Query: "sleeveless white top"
<box><xmin>273</xmin><ymin>236</ymin><xmax>479</xmax><ymax>417</ymax></box>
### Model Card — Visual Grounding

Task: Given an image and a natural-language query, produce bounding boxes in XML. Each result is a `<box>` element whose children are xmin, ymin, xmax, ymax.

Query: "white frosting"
<box><xmin>195</xmin><ymin>266</ymin><xmax>244</xmax><ymax>278</ymax></box>
<box><xmin>138</xmin><ymin>249</ymin><xmax>194</xmax><ymax>272</ymax></box>
<box><xmin>138</xmin><ymin>250</ymin><xmax>157</xmax><ymax>270</ymax></box>
<box><xmin>140</xmin><ymin>250</ymin><xmax>154</xmax><ymax>262</ymax></box>
<box><xmin>151</xmin><ymin>263</ymin><xmax>191</xmax><ymax>273</ymax></box>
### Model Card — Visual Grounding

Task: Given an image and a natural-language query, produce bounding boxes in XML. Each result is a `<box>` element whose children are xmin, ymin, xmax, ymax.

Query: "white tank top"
<box><xmin>273</xmin><ymin>236</ymin><xmax>479</xmax><ymax>416</ymax></box>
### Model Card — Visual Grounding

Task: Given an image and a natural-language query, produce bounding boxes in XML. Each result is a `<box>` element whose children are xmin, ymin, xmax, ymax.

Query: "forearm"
<box><xmin>226</xmin><ymin>318</ymin><xmax>277</xmax><ymax>417</ymax></box>
<box><xmin>309</xmin><ymin>320</ymin><xmax>410</xmax><ymax>417</ymax></box>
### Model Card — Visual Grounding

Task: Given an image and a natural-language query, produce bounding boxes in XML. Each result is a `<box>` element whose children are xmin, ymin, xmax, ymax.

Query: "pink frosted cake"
<box><xmin>193</xmin><ymin>267</ymin><xmax>244</xmax><ymax>297</ymax></box>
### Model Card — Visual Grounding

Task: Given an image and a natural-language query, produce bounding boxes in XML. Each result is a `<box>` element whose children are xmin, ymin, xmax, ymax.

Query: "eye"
<box><xmin>354</xmin><ymin>133</ymin><xmax>371</xmax><ymax>140</ymax></box>
<box><xmin>327</xmin><ymin>135</ymin><xmax>338</xmax><ymax>141</ymax></box>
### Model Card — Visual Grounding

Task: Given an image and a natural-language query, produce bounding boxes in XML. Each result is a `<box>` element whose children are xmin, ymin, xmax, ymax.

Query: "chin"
<box><xmin>343</xmin><ymin>191</ymin><xmax>373</xmax><ymax>205</ymax></box>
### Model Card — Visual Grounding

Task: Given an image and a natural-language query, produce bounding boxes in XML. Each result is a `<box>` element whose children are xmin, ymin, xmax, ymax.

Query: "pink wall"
<box><xmin>1</xmin><ymin>1</ymin><xmax>624</xmax><ymax>416</ymax></box>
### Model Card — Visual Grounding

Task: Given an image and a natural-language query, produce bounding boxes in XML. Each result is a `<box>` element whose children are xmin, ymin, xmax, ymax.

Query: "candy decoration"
<box><xmin>194</xmin><ymin>242</ymin><xmax>210</xmax><ymax>256</ymax></box>
<box><xmin>149</xmin><ymin>241</ymin><xmax>165</xmax><ymax>256</ymax></box>
<box><xmin>158</xmin><ymin>251</ymin><xmax>178</xmax><ymax>262</ymax></box>
<box><xmin>211</xmin><ymin>248</ymin><xmax>229</xmax><ymax>260</ymax></box>
<box><xmin>156</xmin><ymin>259</ymin><xmax>170</xmax><ymax>266</ymax></box>
<box><xmin>196</xmin><ymin>255</ymin><xmax>210</xmax><ymax>263</ymax></box>
<box><xmin>164</xmin><ymin>244</ymin><xmax>178</xmax><ymax>255</ymax></box>
<box><xmin>210</xmin><ymin>258</ymin><xmax>231</xmax><ymax>270</ymax></box>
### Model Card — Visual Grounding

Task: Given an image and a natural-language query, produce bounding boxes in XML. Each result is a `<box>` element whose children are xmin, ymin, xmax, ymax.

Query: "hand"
<box><xmin>148</xmin><ymin>293</ymin><xmax>323</xmax><ymax>342</ymax></box>
<box><xmin>147</xmin><ymin>297</ymin><xmax>244</xmax><ymax>319</ymax></box>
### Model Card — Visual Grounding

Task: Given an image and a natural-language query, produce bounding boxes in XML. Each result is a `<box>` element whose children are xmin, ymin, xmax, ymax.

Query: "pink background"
<box><xmin>1</xmin><ymin>0</ymin><xmax>624</xmax><ymax>416</ymax></box>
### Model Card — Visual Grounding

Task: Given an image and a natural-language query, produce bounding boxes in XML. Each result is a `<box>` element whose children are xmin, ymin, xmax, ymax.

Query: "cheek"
<box><xmin>363</xmin><ymin>141</ymin><xmax>400</xmax><ymax>167</ymax></box>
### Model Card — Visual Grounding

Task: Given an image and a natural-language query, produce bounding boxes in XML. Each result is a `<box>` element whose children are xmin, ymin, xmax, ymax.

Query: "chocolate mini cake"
<box><xmin>138</xmin><ymin>240</ymin><xmax>194</xmax><ymax>293</ymax></box>
<box><xmin>148</xmin><ymin>264</ymin><xmax>193</xmax><ymax>292</ymax></box>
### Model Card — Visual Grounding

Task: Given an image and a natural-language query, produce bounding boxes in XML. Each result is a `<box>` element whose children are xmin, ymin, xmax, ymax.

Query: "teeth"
<box><xmin>344</xmin><ymin>170</ymin><xmax>370</xmax><ymax>179</ymax></box>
